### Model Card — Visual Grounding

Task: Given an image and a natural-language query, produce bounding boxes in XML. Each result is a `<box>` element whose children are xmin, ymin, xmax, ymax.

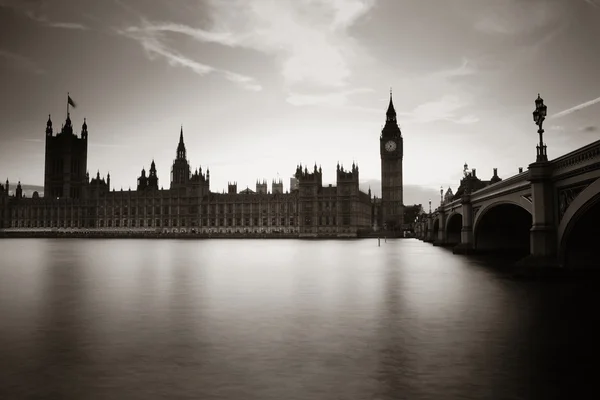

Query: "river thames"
<box><xmin>0</xmin><ymin>238</ymin><xmax>597</xmax><ymax>399</ymax></box>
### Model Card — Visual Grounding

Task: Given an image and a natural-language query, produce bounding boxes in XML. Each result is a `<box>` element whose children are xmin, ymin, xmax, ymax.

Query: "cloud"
<box><xmin>286</xmin><ymin>88</ymin><xmax>373</xmax><ymax>107</ymax></box>
<box><xmin>474</xmin><ymin>0</ymin><xmax>561</xmax><ymax>36</ymax></box>
<box><xmin>399</xmin><ymin>95</ymin><xmax>479</xmax><ymax>125</ymax></box>
<box><xmin>551</xmin><ymin>96</ymin><xmax>600</xmax><ymax>118</ymax></box>
<box><xmin>126</xmin><ymin>22</ymin><xmax>244</xmax><ymax>47</ymax></box>
<box><xmin>119</xmin><ymin>24</ymin><xmax>262</xmax><ymax>92</ymax></box>
<box><xmin>0</xmin><ymin>49</ymin><xmax>45</xmax><ymax>75</ymax></box>
<box><xmin>0</xmin><ymin>0</ymin><xmax>89</xmax><ymax>30</ymax></box>
<box><xmin>584</xmin><ymin>0</ymin><xmax>600</xmax><ymax>9</ymax></box>
<box><xmin>46</xmin><ymin>22</ymin><xmax>88</xmax><ymax>30</ymax></box>
<box><xmin>133</xmin><ymin>0</ymin><xmax>375</xmax><ymax>89</ymax></box>
<box><xmin>432</xmin><ymin>57</ymin><xmax>478</xmax><ymax>80</ymax></box>
<box><xmin>222</xmin><ymin>71</ymin><xmax>263</xmax><ymax>92</ymax></box>
<box><xmin>125</xmin><ymin>28</ymin><xmax>214</xmax><ymax>75</ymax></box>
<box><xmin>580</xmin><ymin>126</ymin><xmax>598</xmax><ymax>133</ymax></box>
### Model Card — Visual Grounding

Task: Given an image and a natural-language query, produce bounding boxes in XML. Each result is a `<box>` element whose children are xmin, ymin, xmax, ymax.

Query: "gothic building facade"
<box><xmin>1</xmin><ymin>97</ymin><xmax>406</xmax><ymax>236</ymax></box>
<box><xmin>0</xmin><ymin>94</ymin><xmax>403</xmax><ymax>237</ymax></box>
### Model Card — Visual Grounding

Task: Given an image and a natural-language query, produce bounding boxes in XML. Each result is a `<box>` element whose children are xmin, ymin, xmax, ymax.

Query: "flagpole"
<box><xmin>67</xmin><ymin>92</ymin><xmax>70</xmax><ymax>116</ymax></box>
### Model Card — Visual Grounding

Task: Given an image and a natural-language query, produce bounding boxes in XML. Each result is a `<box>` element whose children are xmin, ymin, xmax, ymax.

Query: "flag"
<box><xmin>68</xmin><ymin>95</ymin><xmax>77</xmax><ymax>109</ymax></box>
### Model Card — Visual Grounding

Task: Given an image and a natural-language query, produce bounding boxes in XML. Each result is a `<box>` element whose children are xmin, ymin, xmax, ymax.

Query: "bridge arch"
<box><xmin>558</xmin><ymin>178</ymin><xmax>600</xmax><ymax>268</ymax></box>
<box><xmin>433</xmin><ymin>218</ymin><xmax>440</xmax><ymax>240</ymax></box>
<box><xmin>473</xmin><ymin>201</ymin><xmax>532</xmax><ymax>255</ymax></box>
<box><xmin>445</xmin><ymin>212</ymin><xmax>462</xmax><ymax>245</ymax></box>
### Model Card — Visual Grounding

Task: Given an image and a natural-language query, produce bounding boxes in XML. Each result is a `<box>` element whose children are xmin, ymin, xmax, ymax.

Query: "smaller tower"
<box><xmin>16</xmin><ymin>181</ymin><xmax>22</xmax><ymax>199</ymax></box>
<box><xmin>256</xmin><ymin>180</ymin><xmax>267</xmax><ymax>194</ymax></box>
<box><xmin>228</xmin><ymin>182</ymin><xmax>237</xmax><ymax>194</ymax></box>
<box><xmin>148</xmin><ymin>160</ymin><xmax>159</xmax><ymax>190</ymax></box>
<box><xmin>272</xmin><ymin>179</ymin><xmax>283</xmax><ymax>194</ymax></box>
<box><xmin>46</xmin><ymin>115</ymin><xmax>53</xmax><ymax>136</ymax></box>
<box><xmin>171</xmin><ymin>126</ymin><xmax>191</xmax><ymax>189</ymax></box>
<box><xmin>81</xmin><ymin>118</ymin><xmax>88</xmax><ymax>140</ymax></box>
<box><xmin>137</xmin><ymin>167</ymin><xmax>148</xmax><ymax>191</ymax></box>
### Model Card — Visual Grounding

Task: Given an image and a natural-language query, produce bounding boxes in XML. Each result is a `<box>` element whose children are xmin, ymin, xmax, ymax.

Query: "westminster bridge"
<box><xmin>415</xmin><ymin>138</ymin><xmax>600</xmax><ymax>270</ymax></box>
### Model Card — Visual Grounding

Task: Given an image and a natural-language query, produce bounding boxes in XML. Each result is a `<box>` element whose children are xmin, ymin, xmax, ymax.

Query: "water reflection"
<box><xmin>0</xmin><ymin>238</ymin><xmax>598</xmax><ymax>399</ymax></box>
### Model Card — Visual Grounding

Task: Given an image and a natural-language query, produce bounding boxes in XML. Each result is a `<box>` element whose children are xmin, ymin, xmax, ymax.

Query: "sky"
<box><xmin>1</xmin><ymin>0</ymin><xmax>599</xmax><ymax>208</ymax></box>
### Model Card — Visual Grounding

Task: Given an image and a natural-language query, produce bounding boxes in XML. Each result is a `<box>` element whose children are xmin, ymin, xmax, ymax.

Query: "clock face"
<box><xmin>385</xmin><ymin>140</ymin><xmax>396</xmax><ymax>152</ymax></box>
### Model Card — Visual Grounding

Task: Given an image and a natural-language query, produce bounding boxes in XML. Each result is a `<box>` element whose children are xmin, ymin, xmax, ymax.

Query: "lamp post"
<box><xmin>532</xmin><ymin>94</ymin><xmax>548</xmax><ymax>162</ymax></box>
<box><xmin>440</xmin><ymin>186</ymin><xmax>443</xmax><ymax>205</ymax></box>
<box><xmin>428</xmin><ymin>199</ymin><xmax>432</xmax><ymax>215</ymax></box>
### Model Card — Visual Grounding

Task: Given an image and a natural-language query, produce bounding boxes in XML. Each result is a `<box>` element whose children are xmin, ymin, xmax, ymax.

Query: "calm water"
<box><xmin>0</xmin><ymin>239</ymin><xmax>597</xmax><ymax>399</ymax></box>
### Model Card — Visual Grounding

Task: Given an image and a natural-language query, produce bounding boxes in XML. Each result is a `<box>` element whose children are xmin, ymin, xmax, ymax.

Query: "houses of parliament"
<box><xmin>0</xmin><ymin>94</ymin><xmax>410</xmax><ymax>237</ymax></box>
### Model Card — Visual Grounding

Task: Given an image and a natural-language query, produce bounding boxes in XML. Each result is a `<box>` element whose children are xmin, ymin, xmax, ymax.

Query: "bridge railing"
<box><xmin>470</xmin><ymin>170</ymin><xmax>530</xmax><ymax>201</ymax></box>
<box><xmin>440</xmin><ymin>198</ymin><xmax>462</xmax><ymax>213</ymax></box>
<box><xmin>551</xmin><ymin>140</ymin><xmax>600</xmax><ymax>176</ymax></box>
<box><xmin>438</xmin><ymin>170</ymin><xmax>530</xmax><ymax>213</ymax></box>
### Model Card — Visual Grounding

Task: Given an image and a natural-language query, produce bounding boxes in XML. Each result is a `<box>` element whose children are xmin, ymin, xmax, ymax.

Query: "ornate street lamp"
<box><xmin>532</xmin><ymin>94</ymin><xmax>548</xmax><ymax>162</ymax></box>
<box><xmin>428</xmin><ymin>199</ymin><xmax>432</xmax><ymax>215</ymax></box>
<box><xmin>440</xmin><ymin>186</ymin><xmax>444</xmax><ymax>205</ymax></box>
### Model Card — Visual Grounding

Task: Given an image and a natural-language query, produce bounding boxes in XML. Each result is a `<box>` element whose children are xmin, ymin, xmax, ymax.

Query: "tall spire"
<box><xmin>381</xmin><ymin>88</ymin><xmax>401</xmax><ymax>139</ymax></box>
<box><xmin>176</xmin><ymin>125</ymin><xmax>186</xmax><ymax>159</ymax></box>
<box><xmin>386</xmin><ymin>87</ymin><xmax>396</xmax><ymax>121</ymax></box>
<box><xmin>46</xmin><ymin>114</ymin><xmax>53</xmax><ymax>136</ymax></box>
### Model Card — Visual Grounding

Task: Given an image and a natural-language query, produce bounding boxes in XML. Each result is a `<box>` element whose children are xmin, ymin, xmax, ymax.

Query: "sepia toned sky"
<box><xmin>1</xmin><ymin>0</ymin><xmax>599</xmax><ymax>207</ymax></box>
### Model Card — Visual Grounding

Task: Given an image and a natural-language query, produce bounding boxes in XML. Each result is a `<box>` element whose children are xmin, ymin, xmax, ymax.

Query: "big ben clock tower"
<box><xmin>380</xmin><ymin>90</ymin><xmax>404</xmax><ymax>232</ymax></box>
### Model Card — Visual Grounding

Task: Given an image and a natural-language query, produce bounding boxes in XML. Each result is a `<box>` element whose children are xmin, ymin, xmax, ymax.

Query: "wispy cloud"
<box><xmin>124</xmin><ymin>28</ymin><xmax>213</xmax><ymax>75</ymax></box>
<box><xmin>551</xmin><ymin>96</ymin><xmax>600</xmax><ymax>118</ymax></box>
<box><xmin>432</xmin><ymin>58</ymin><xmax>478</xmax><ymax>80</ymax></box>
<box><xmin>0</xmin><ymin>49</ymin><xmax>45</xmax><ymax>75</ymax></box>
<box><xmin>127</xmin><ymin>22</ymin><xmax>244</xmax><ymax>47</ymax></box>
<box><xmin>584</xmin><ymin>0</ymin><xmax>600</xmax><ymax>9</ymax></box>
<box><xmin>399</xmin><ymin>95</ymin><xmax>479</xmax><ymax>125</ymax></box>
<box><xmin>46</xmin><ymin>22</ymin><xmax>88</xmax><ymax>30</ymax></box>
<box><xmin>131</xmin><ymin>0</ymin><xmax>374</xmax><ymax>90</ymax></box>
<box><xmin>119</xmin><ymin>23</ymin><xmax>262</xmax><ymax>92</ymax></box>
<box><xmin>0</xmin><ymin>0</ymin><xmax>89</xmax><ymax>30</ymax></box>
<box><xmin>222</xmin><ymin>71</ymin><xmax>263</xmax><ymax>92</ymax></box>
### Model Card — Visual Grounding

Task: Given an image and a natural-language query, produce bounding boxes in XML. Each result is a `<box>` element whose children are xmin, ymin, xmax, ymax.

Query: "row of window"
<box><xmin>97</xmin><ymin>207</ymin><xmax>297</xmax><ymax>216</ymax></box>
<box><xmin>9</xmin><ymin>216</ymin><xmax>360</xmax><ymax>228</ymax></box>
<box><xmin>10</xmin><ymin>217</ymin><xmax>298</xmax><ymax>228</ymax></box>
<box><xmin>301</xmin><ymin>216</ymin><xmax>353</xmax><ymax>226</ymax></box>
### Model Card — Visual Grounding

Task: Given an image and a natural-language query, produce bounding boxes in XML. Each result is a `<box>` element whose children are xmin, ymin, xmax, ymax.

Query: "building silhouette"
<box><xmin>1</xmin><ymin>94</ymin><xmax>409</xmax><ymax>237</ymax></box>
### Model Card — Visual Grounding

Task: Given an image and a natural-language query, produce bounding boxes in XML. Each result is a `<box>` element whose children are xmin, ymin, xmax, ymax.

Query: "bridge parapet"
<box><xmin>551</xmin><ymin>140</ymin><xmax>600</xmax><ymax>179</ymax></box>
<box><xmin>441</xmin><ymin>198</ymin><xmax>462</xmax><ymax>213</ymax></box>
<box><xmin>471</xmin><ymin>171</ymin><xmax>530</xmax><ymax>203</ymax></box>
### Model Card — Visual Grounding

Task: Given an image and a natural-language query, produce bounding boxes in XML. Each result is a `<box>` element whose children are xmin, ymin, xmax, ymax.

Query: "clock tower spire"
<box><xmin>380</xmin><ymin>89</ymin><xmax>404</xmax><ymax>234</ymax></box>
